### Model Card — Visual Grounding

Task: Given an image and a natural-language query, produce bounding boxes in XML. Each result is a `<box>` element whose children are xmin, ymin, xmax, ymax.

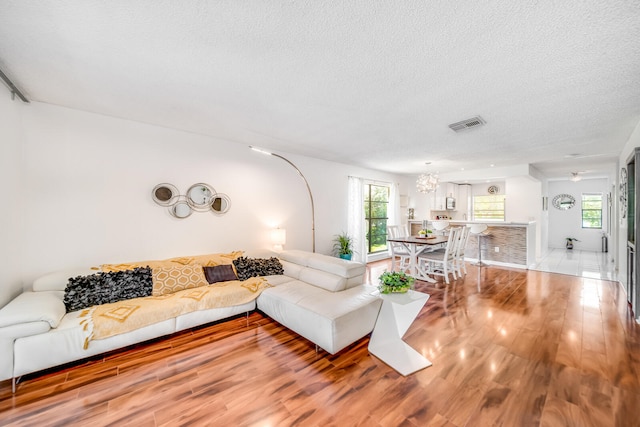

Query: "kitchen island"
<box><xmin>408</xmin><ymin>220</ymin><xmax>536</xmax><ymax>268</ymax></box>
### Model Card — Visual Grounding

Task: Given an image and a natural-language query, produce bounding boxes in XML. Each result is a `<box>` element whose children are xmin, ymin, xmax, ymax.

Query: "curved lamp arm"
<box><xmin>250</xmin><ymin>147</ymin><xmax>316</xmax><ymax>252</ymax></box>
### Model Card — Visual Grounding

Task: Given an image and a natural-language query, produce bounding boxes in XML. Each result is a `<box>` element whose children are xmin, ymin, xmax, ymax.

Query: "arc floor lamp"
<box><xmin>250</xmin><ymin>146</ymin><xmax>316</xmax><ymax>253</ymax></box>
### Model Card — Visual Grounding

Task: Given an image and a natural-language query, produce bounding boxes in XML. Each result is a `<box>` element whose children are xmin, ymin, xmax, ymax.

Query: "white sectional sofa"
<box><xmin>0</xmin><ymin>250</ymin><xmax>381</xmax><ymax>393</ymax></box>
<box><xmin>259</xmin><ymin>250</ymin><xmax>382</xmax><ymax>354</ymax></box>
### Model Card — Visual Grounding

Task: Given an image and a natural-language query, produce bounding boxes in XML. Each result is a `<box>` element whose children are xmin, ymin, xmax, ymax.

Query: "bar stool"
<box><xmin>432</xmin><ymin>220</ymin><xmax>450</xmax><ymax>236</ymax></box>
<box><xmin>469</xmin><ymin>224</ymin><xmax>490</xmax><ymax>267</ymax></box>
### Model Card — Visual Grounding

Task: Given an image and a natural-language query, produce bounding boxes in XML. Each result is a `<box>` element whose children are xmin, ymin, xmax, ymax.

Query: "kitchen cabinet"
<box><xmin>430</xmin><ymin>185</ymin><xmax>445</xmax><ymax>210</ymax></box>
<box><xmin>445</xmin><ymin>183</ymin><xmax>458</xmax><ymax>200</ymax></box>
<box><xmin>457</xmin><ymin>184</ymin><xmax>471</xmax><ymax>220</ymax></box>
<box><xmin>431</xmin><ymin>182</ymin><xmax>458</xmax><ymax>211</ymax></box>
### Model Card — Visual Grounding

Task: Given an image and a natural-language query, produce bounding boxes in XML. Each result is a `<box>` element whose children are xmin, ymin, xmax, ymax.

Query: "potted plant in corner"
<box><xmin>566</xmin><ymin>237</ymin><xmax>579</xmax><ymax>249</ymax></box>
<box><xmin>378</xmin><ymin>271</ymin><xmax>415</xmax><ymax>294</ymax></box>
<box><xmin>333</xmin><ymin>232</ymin><xmax>354</xmax><ymax>260</ymax></box>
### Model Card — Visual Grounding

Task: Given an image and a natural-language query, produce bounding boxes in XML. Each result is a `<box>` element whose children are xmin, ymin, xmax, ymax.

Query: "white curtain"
<box><xmin>348</xmin><ymin>176</ymin><xmax>367</xmax><ymax>263</ymax></box>
<box><xmin>388</xmin><ymin>182</ymin><xmax>401</xmax><ymax>228</ymax></box>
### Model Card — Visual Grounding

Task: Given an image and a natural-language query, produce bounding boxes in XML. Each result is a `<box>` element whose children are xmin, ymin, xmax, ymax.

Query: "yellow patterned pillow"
<box><xmin>100</xmin><ymin>251</ymin><xmax>243</xmax><ymax>272</ymax></box>
<box><xmin>151</xmin><ymin>265</ymin><xmax>209</xmax><ymax>296</ymax></box>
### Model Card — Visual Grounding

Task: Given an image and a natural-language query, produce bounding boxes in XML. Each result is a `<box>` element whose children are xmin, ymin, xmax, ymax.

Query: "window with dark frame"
<box><xmin>582</xmin><ymin>193</ymin><xmax>603</xmax><ymax>229</ymax></box>
<box><xmin>364</xmin><ymin>184</ymin><xmax>389</xmax><ymax>254</ymax></box>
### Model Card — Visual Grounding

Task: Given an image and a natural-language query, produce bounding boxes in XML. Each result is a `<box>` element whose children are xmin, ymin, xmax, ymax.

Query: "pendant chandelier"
<box><xmin>416</xmin><ymin>173</ymin><xmax>439</xmax><ymax>193</ymax></box>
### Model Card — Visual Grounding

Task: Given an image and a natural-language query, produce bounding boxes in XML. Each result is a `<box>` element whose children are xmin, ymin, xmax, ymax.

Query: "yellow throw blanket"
<box><xmin>79</xmin><ymin>277</ymin><xmax>270</xmax><ymax>349</ymax></box>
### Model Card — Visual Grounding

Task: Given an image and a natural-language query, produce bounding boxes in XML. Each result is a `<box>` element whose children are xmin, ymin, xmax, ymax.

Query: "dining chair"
<box><xmin>417</xmin><ymin>226</ymin><xmax>461</xmax><ymax>284</ymax></box>
<box><xmin>454</xmin><ymin>225</ymin><xmax>471</xmax><ymax>276</ymax></box>
<box><xmin>387</xmin><ymin>225</ymin><xmax>411</xmax><ymax>272</ymax></box>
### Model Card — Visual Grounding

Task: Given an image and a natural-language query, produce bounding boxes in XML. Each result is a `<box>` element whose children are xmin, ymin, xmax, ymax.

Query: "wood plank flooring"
<box><xmin>2</xmin><ymin>261</ymin><xmax>640</xmax><ymax>426</ymax></box>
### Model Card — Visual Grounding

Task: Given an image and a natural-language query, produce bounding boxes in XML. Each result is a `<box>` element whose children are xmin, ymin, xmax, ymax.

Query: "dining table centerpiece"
<box><xmin>417</xmin><ymin>229</ymin><xmax>433</xmax><ymax>238</ymax></box>
<box><xmin>378</xmin><ymin>271</ymin><xmax>415</xmax><ymax>294</ymax></box>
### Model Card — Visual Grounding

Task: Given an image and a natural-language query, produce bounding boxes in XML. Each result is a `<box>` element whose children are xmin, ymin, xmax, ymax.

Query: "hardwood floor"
<box><xmin>2</xmin><ymin>261</ymin><xmax>640</xmax><ymax>426</ymax></box>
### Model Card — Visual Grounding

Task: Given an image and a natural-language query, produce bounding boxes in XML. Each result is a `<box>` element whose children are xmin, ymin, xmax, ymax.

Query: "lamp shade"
<box><xmin>271</xmin><ymin>228</ymin><xmax>286</xmax><ymax>250</ymax></box>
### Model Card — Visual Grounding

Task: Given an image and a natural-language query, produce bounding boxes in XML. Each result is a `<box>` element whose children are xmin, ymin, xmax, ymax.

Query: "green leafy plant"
<box><xmin>333</xmin><ymin>232</ymin><xmax>354</xmax><ymax>258</ymax></box>
<box><xmin>378</xmin><ymin>270</ymin><xmax>415</xmax><ymax>294</ymax></box>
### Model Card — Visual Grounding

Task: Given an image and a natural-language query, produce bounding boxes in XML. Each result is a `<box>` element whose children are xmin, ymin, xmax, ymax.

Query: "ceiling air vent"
<box><xmin>448</xmin><ymin>116</ymin><xmax>486</xmax><ymax>132</ymax></box>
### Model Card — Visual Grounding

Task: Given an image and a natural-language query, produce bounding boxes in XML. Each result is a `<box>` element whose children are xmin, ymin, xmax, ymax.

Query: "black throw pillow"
<box><xmin>232</xmin><ymin>257</ymin><xmax>284</xmax><ymax>281</ymax></box>
<box><xmin>63</xmin><ymin>267</ymin><xmax>153</xmax><ymax>312</ymax></box>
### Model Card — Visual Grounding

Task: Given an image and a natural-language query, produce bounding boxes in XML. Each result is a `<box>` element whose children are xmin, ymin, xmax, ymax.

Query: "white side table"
<box><xmin>368</xmin><ymin>290</ymin><xmax>431</xmax><ymax>376</ymax></box>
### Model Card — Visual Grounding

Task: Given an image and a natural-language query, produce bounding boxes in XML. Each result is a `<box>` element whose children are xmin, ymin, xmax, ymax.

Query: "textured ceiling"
<box><xmin>1</xmin><ymin>1</ymin><xmax>639</xmax><ymax>180</ymax></box>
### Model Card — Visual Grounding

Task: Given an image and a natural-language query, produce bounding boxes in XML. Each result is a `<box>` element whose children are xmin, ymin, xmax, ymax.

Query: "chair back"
<box><xmin>456</xmin><ymin>225</ymin><xmax>471</xmax><ymax>258</ymax></box>
<box><xmin>387</xmin><ymin>225</ymin><xmax>409</xmax><ymax>253</ymax></box>
<box><xmin>443</xmin><ymin>226</ymin><xmax>461</xmax><ymax>261</ymax></box>
<box><xmin>387</xmin><ymin>225</ymin><xmax>409</xmax><ymax>238</ymax></box>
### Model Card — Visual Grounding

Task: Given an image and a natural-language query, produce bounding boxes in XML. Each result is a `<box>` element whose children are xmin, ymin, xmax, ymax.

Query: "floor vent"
<box><xmin>448</xmin><ymin>116</ymin><xmax>486</xmax><ymax>132</ymax></box>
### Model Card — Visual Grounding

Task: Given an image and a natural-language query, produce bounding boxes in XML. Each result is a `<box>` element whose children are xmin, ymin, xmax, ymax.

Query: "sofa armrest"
<box><xmin>0</xmin><ymin>291</ymin><xmax>66</xmax><ymax>329</ymax></box>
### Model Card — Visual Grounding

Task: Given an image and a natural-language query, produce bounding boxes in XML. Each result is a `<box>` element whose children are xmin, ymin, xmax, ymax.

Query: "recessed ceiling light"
<box><xmin>490</xmin><ymin>164</ymin><xmax>495</xmax><ymax>167</ymax></box>
<box><xmin>461</xmin><ymin>168</ymin><xmax>465</xmax><ymax>171</ymax></box>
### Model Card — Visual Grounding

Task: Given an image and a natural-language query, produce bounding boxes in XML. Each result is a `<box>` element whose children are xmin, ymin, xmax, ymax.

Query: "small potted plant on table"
<box><xmin>418</xmin><ymin>229</ymin><xmax>433</xmax><ymax>238</ymax></box>
<box><xmin>378</xmin><ymin>271</ymin><xmax>415</xmax><ymax>294</ymax></box>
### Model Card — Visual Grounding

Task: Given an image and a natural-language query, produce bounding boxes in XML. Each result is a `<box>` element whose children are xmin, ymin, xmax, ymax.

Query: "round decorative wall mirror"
<box><xmin>552</xmin><ymin>194</ymin><xmax>576</xmax><ymax>210</ymax></box>
<box><xmin>171</xmin><ymin>197</ymin><xmax>193</xmax><ymax>218</ymax></box>
<box><xmin>186</xmin><ymin>183</ymin><xmax>216</xmax><ymax>211</ymax></box>
<box><xmin>152</xmin><ymin>183</ymin><xmax>179</xmax><ymax>206</ymax></box>
<box><xmin>210</xmin><ymin>193</ymin><xmax>231</xmax><ymax>215</ymax></box>
<box><xmin>152</xmin><ymin>182</ymin><xmax>231</xmax><ymax>218</ymax></box>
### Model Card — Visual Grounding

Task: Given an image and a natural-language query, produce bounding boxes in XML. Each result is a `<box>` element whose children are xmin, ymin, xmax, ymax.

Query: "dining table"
<box><xmin>386</xmin><ymin>235</ymin><xmax>448</xmax><ymax>282</ymax></box>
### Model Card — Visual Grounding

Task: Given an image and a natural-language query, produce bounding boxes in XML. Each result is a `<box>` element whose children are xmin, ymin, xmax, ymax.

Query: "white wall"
<box><xmin>548</xmin><ymin>178</ymin><xmax>610</xmax><ymax>251</ymax></box>
<box><xmin>505</xmin><ymin>176</ymin><xmax>542</xmax><ymax>261</ymax></box>
<box><xmin>618</xmin><ymin>119</ymin><xmax>640</xmax><ymax>287</ymax></box>
<box><xmin>0</xmin><ymin>87</ymin><xmax>26</xmax><ymax>306</ymax></box>
<box><xmin>10</xmin><ymin>102</ymin><xmax>408</xmax><ymax>286</ymax></box>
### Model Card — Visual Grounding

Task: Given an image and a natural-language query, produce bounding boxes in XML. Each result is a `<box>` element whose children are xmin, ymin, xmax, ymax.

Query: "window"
<box><xmin>582</xmin><ymin>193</ymin><xmax>602</xmax><ymax>229</ymax></box>
<box><xmin>364</xmin><ymin>184</ymin><xmax>389</xmax><ymax>254</ymax></box>
<box><xmin>473</xmin><ymin>195</ymin><xmax>506</xmax><ymax>221</ymax></box>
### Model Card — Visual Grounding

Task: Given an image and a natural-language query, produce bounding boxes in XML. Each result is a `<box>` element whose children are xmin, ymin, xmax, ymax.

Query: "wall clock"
<box><xmin>620</xmin><ymin>167</ymin><xmax>627</xmax><ymax>219</ymax></box>
<box><xmin>487</xmin><ymin>185</ymin><xmax>500</xmax><ymax>194</ymax></box>
<box><xmin>552</xmin><ymin>194</ymin><xmax>575</xmax><ymax>210</ymax></box>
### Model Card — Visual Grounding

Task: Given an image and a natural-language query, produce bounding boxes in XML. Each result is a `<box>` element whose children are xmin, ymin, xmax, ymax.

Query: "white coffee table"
<box><xmin>368</xmin><ymin>289</ymin><xmax>431</xmax><ymax>376</ymax></box>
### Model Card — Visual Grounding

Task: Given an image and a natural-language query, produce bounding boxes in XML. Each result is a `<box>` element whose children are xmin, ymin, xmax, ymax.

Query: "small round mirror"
<box><xmin>187</xmin><ymin>183</ymin><xmax>216</xmax><ymax>211</ymax></box>
<box><xmin>171</xmin><ymin>199</ymin><xmax>193</xmax><ymax>218</ymax></box>
<box><xmin>552</xmin><ymin>194</ymin><xmax>576</xmax><ymax>210</ymax></box>
<box><xmin>152</xmin><ymin>183</ymin><xmax>179</xmax><ymax>206</ymax></box>
<box><xmin>210</xmin><ymin>193</ymin><xmax>231</xmax><ymax>215</ymax></box>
